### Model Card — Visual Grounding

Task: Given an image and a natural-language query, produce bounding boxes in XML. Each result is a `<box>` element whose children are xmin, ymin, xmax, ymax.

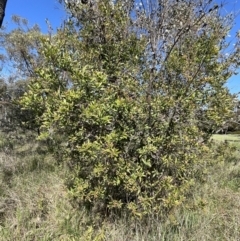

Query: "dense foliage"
<box><xmin>2</xmin><ymin>0</ymin><xmax>239</xmax><ymax>219</ymax></box>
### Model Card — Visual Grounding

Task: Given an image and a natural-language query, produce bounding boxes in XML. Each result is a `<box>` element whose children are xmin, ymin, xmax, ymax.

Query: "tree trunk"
<box><xmin>0</xmin><ymin>0</ymin><xmax>7</xmax><ymax>28</ymax></box>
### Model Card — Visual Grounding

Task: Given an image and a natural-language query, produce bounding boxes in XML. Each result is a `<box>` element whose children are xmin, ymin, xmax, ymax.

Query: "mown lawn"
<box><xmin>212</xmin><ymin>134</ymin><xmax>240</xmax><ymax>142</ymax></box>
<box><xmin>212</xmin><ymin>134</ymin><xmax>240</xmax><ymax>149</ymax></box>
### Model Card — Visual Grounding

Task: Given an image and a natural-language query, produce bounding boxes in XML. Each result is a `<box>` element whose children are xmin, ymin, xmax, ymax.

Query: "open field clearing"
<box><xmin>212</xmin><ymin>134</ymin><xmax>240</xmax><ymax>149</ymax></box>
<box><xmin>212</xmin><ymin>134</ymin><xmax>240</xmax><ymax>142</ymax></box>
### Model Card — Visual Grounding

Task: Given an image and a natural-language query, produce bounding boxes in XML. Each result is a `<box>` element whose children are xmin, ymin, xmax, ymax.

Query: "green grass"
<box><xmin>212</xmin><ymin>134</ymin><xmax>240</xmax><ymax>149</ymax></box>
<box><xmin>212</xmin><ymin>134</ymin><xmax>240</xmax><ymax>142</ymax></box>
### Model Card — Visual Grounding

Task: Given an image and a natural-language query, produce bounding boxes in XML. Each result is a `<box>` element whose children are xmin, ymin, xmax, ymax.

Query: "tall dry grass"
<box><xmin>0</xmin><ymin>132</ymin><xmax>239</xmax><ymax>240</ymax></box>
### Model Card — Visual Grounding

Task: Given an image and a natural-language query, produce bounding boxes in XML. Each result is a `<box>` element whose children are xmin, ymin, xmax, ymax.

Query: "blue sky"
<box><xmin>2</xmin><ymin>0</ymin><xmax>240</xmax><ymax>96</ymax></box>
<box><xmin>223</xmin><ymin>0</ymin><xmax>240</xmax><ymax>96</ymax></box>
<box><xmin>4</xmin><ymin>0</ymin><xmax>66</xmax><ymax>32</ymax></box>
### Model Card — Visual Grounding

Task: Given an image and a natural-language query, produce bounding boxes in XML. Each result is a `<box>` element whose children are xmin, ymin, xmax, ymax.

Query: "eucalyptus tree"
<box><xmin>0</xmin><ymin>0</ymin><xmax>7</xmax><ymax>28</ymax></box>
<box><xmin>0</xmin><ymin>16</ymin><xmax>44</xmax><ymax>132</ymax></box>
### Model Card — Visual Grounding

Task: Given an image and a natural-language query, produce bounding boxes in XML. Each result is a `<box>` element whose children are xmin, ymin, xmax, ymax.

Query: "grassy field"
<box><xmin>212</xmin><ymin>134</ymin><xmax>240</xmax><ymax>142</ymax></box>
<box><xmin>212</xmin><ymin>133</ymin><xmax>240</xmax><ymax>149</ymax></box>
<box><xmin>0</xmin><ymin>132</ymin><xmax>240</xmax><ymax>240</ymax></box>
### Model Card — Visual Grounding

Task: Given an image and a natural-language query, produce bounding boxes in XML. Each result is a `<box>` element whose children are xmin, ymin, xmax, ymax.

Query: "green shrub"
<box><xmin>19</xmin><ymin>0</ymin><xmax>239</xmax><ymax>220</ymax></box>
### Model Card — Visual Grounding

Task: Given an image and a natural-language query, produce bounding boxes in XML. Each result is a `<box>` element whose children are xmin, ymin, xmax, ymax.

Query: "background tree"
<box><xmin>0</xmin><ymin>16</ymin><xmax>45</xmax><ymax>134</ymax></box>
<box><xmin>0</xmin><ymin>0</ymin><xmax>7</xmax><ymax>28</ymax></box>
